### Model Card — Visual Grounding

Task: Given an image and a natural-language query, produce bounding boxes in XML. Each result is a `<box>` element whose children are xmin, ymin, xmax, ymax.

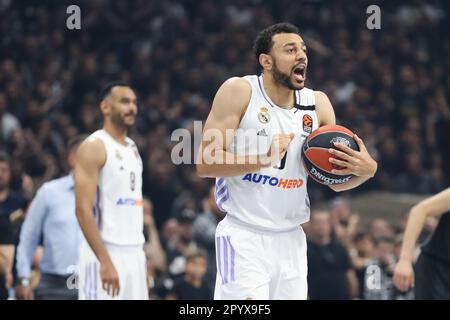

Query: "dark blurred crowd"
<box><xmin>0</xmin><ymin>0</ymin><xmax>449</xmax><ymax>299</ymax></box>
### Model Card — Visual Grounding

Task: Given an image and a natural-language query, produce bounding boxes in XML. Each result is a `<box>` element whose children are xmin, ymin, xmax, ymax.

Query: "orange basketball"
<box><xmin>301</xmin><ymin>124</ymin><xmax>359</xmax><ymax>185</ymax></box>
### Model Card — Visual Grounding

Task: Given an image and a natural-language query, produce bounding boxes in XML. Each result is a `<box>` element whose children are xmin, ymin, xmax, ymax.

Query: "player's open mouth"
<box><xmin>293</xmin><ymin>64</ymin><xmax>306</xmax><ymax>82</ymax></box>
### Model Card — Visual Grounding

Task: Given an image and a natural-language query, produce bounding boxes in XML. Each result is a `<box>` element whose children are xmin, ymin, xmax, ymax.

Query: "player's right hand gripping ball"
<box><xmin>301</xmin><ymin>124</ymin><xmax>359</xmax><ymax>185</ymax></box>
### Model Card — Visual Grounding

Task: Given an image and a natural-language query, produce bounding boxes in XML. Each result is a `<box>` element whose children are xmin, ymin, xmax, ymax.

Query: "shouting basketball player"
<box><xmin>197</xmin><ymin>23</ymin><xmax>377</xmax><ymax>300</ymax></box>
<box><xmin>75</xmin><ymin>82</ymin><xmax>148</xmax><ymax>300</ymax></box>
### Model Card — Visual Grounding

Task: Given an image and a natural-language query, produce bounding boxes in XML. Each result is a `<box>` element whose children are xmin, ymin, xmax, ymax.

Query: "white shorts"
<box><xmin>214</xmin><ymin>215</ymin><xmax>308</xmax><ymax>300</ymax></box>
<box><xmin>78</xmin><ymin>241</ymin><xmax>148</xmax><ymax>300</ymax></box>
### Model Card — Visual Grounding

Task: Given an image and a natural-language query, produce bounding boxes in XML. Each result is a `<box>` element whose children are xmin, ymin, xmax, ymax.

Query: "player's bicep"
<box><xmin>200</xmin><ymin>78</ymin><xmax>250</xmax><ymax>154</ymax></box>
<box><xmin>315</xmin><ymin>91</ymin><xmax>336</xmax><ymax>126</ymax></box>
<box><xmin>74</xmin><ymin>139</ymin><xmax>105</xmax><ymax>210</ymax></box>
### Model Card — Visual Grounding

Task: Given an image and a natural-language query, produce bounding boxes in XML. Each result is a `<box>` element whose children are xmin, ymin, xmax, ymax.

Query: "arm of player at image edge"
<box><xmin>393</xmin><ymin>188</ymin><xmax>450</xmax><ymax>292</ymax></box>
<box><xmin>196</xmin><ymin>77</ymin><xmax>294</xmax><ymax>178</ymax></box>
<box><xmin>314</xmin><ymin>91</ymin><xmax>378</xmax><ymax>192</ymax></box>
<box><xmin>74</xmin><ymin>137</ymin><xmax>120</xmax><ymax>297</ymax></box>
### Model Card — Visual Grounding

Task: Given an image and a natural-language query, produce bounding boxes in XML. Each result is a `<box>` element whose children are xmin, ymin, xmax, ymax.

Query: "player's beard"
<box><xmin>111</xmin><ymin>111</ymin><xmax>134</xmax><ymax>130</ymax></box>
<box><xmin>272</xmin><ymin>59</ymin><xmax>303</xmax><ymax>90</ymax></box>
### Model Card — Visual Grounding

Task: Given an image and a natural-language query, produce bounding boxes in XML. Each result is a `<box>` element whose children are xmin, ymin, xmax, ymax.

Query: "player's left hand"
<box><xmin>328</xmin><ymin>134</ymin><xmax>377</xmax><ymax>178</ymax></box>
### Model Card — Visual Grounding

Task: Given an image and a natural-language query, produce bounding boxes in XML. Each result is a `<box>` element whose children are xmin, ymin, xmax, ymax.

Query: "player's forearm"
<box><xmin>76</xmin><ymin>206</ymin><xmax>111</xmax><ymax>264</ymax></box>
<box><xmin>328</xmin><ymin>175</ymin><xmax>370</xmax><ymax>192</ymax></box>
<box><xmin>197</xmin><ymin>149</ymin><xmax>269</xmax><ymax>178</ymax></box>
<box><xmin>399</xmin><ymin>206</ymin><xmax>427</xmax><ymax>262</ymax></box>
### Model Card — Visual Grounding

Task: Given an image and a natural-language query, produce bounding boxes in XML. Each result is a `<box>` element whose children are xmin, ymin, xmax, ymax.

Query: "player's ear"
<box><xmin>259</xmin><ymin>53</ymin><xmax>272</xmax><ymax>71</ymax></box>
<box><xmin>100</xmin><ymin>99</ymin><xmax>109</xmax><ymax>115</ymax></box>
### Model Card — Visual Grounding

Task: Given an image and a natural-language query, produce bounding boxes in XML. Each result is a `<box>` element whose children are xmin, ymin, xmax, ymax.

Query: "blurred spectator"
<box><xmin>329</xmin><ymin>197</ymin><xmax>360</xmax><ymax>247</ymax></box>
<box><xmin>369</xmin><ymin>218</ymin><xmax>394</xmax><ymax>242</ymax></box>
<box><xmin>14</xmin><ymin>136</ymin><xmax>86</xmax><ymax>300</ymax></box>
<box><xmin>166</xmin><ymin>209</ymin><xmax>197</xmax><ymax>278</ymax></box>
<box><xmin>165</xmin><ymin>248</ymin><xmax>213</xmax><ymax>300</ymax></box>
<box><xmin>0</xmin><ymin>152</ymin><xmax>27</xmax><ymax>299</ymax></box>
<box><xmin>362</xmin><ymin>237</ymin><xmax>395</xmax><ymax>300</ymax></box>
<box><xmin>0</xmin><ymin>93</ymin><xmax>21</xmax><ymax>142</ymax></box>
<box><xmin>306</xmin><ymin>209</ymin><xmax>358</xmax><ymax>300</ymax></box>
<box><xmin>143</xmin><ymin>197</ymin><xmax>167</xmax><ymax>298</ymax></box>
<box><xmin>193</xmin><ymin>186</ymin><xmax>226</xmax><ymax>292</ymax></box>
<box><xmin>362</xmin><ymin>237</ymin><xmax>413</xmax><ymax>300</ymax></box>
<box><xmin>349</xmin><ymin>232</ymin><xmax>376</xmax><ymax>299</ymax></box>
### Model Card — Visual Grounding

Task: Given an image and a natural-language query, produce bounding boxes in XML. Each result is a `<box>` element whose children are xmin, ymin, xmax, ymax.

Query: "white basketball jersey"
<box><xmin>215</xmin><ymin>75</ymin><xmax>319</xmax><ymax>231</ymax></box>
<box><xmin>90</xmin><ymin>129</ymin><xmax>145</xmax><ymax>246</ymax></box>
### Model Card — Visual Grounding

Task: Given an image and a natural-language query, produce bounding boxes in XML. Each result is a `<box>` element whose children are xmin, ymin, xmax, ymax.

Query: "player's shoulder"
<box><xmin>313</xmin><ymin>90</ymin><xmax>334</xmax><ymax>111</ymax></box>
<box><xmin>313</xmin><ymin>90</ymin><xmax>330</xmax><ymax>102</ymax></box>
<box><xmin>80</xmin><ymin>133</ymin><xmax>106</xmax><ymax>152</ymax></box>
<box><xmin>220</xmin><ymin>76</ymin><xmax>252</xmax><ymax>95</ymax></box>
<box><xmin>311</xmin><ymin>90</ymin><xmax>336</xmax><ymax>126</ymax></box>
<box><xmin>125</xmin><ymin>136</ymin><xmax>137</xmax><ymax>147</ymax></box>
<box><xmin>76</xmin><ymin>132</ymin><xmax>106</xmax><ymax>165</ymax></box>
<box><xmin>207</xmin><ymin>76</ymin><xmax>253</xmax><ymax>120</ymax></box>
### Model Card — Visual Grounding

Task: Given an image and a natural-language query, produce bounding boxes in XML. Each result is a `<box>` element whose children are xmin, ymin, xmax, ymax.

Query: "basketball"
<box><xmin>301</xmin><ymin>124</ymin><xmax>359</xmax><ymax>185</ymax></box>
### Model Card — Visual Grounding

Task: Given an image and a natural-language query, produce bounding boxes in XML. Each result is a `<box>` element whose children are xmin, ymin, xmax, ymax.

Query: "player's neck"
<box><xmin>262</xmin><ymin>73</ymin><xmax>295</xmax><ymax>109</ymax></box>
<box><xmin>103</xmin><ymin>122</ymin><xmax>128</xmax><ymax>146</ymax></box>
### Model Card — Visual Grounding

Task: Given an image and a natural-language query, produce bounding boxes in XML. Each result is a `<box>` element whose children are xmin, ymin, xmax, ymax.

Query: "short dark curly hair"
<box><xmin>253</xmin><ymin>22</ymin><xmax>300</xmax><ymax>60</ymax></box>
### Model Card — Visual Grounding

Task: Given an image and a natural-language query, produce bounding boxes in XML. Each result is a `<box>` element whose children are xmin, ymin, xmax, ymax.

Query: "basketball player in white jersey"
<box><xmin>75</xmin><ymin>82</ymin><xmax>148</xmax><ymax>300</ymax></box>
<box><xmin>197</xmin><ymin>23</ymin><xmax>378</xmax><ymax>300</ymax></box>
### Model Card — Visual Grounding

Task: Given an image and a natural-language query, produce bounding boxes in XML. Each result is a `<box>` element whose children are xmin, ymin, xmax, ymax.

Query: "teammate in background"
<box><xmin>393</xmin><ymin>187</ymin><xmax>450</xmax><ymax>299</ymax></box>
<box><xmin>75</xmin><ymin>82</ymin><xmax>148</xmax><ymax>300</ymax></box>
<box><xmin>0</xmin><ymin>152</ymin><xmax>27</xmax><ymax>300</ymax></box>
<box><xmin>197</xmin><ymin>23</ymin><xmax>377</xmax><ymax>299</ymax></box>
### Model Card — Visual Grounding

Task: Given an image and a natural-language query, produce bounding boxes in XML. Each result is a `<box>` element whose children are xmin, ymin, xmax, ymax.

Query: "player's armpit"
<box><xmin>314</xmin><ymin>91</ymin><xmax>336</xmax><ymax>126</ymax></box>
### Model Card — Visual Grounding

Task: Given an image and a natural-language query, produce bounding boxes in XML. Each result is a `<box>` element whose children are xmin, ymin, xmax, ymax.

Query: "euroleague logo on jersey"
<box><xmin>302</xmin><ymin>114</ymin><xmax>313</xmax><ymax>133</ymax></box>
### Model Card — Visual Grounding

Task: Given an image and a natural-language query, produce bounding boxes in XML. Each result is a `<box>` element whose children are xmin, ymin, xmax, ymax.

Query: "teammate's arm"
<box><xmin>393</xmin><ymin>188</ymin><xmax>450</xmax><ymax>292</ymax></box>
<box><xmin>74</xmin><ymin>138</ymin><xmax>120</xmax><ymax>297</ymax></box>
<box><xmin>197</xmin><ymin>77</ymin><xmax>294</xmax><ymax>177</ymax></box>
<box><xmin>314</xmin><ymin>91</ymin><xmax>377</xmax><ymax>192</ymax></box>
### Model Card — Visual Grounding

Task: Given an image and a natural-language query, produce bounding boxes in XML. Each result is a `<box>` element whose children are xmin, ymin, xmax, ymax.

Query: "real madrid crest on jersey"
<box><xmin>115</xmin><ymin>149</ymin><xmax>123</xmax><ymax>161</ymax></box>
<box><xmin>258</xmin><ymin>107</ymin><xmax>271</xmax><ymax>124</ymax></box>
